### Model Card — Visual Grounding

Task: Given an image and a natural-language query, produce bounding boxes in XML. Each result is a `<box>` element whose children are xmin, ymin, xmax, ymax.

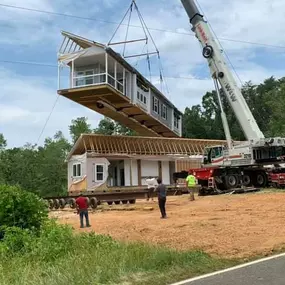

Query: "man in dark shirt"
<box><xmin>155</xmin><ymin>178</ymin><xmax>167</xmax><ymax>219</ymax></box>
<box><xmin>75</xmin><ymin>194</ymin><xmax>91</xmax><ymax>228</ymax></box>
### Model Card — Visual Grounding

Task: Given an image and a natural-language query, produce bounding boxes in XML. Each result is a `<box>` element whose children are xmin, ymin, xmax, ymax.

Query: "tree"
<box><xmin>0</xmin><ymin>133</ymin><xmax>7</xmax><ymax>150</ymax></box>
<box><xmin>69</xmin><ymin>117</ymin><xmax>92</xmax><ymax>144</ymax></box>
<box><xmin>94</xmin><ymin>117</ymin><xmax>115</xmax><ymax>135</ymax></box>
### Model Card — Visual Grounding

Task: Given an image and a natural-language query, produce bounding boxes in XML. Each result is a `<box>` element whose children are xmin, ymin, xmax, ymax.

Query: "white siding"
<box><xmin>162</xmin><ymin>161</ymin><xmax>170</xmax><ymax>185</ymax></box>
<box><xmin>68</xmin><ymin>153</ymin><xmax>87</xmax><ymax>189</ymax></box>
<box><xmin>124</xmin><ymin>160</ymin><xmax>131</xmax><ymax>186</ymax></box>
<box><xmin>131</xmin><ymin>159</ymin><xmax>138</xmax><ymax>186</ymax></box>
<box><xmin>141</xmin><ymin>160</ymin><xmax>159</xmax><ymax>185</ymax></box>
<box><xmin>86</xmin><ymin>157</ymin><xmax>110</xmax><ymax>189</ymax></box>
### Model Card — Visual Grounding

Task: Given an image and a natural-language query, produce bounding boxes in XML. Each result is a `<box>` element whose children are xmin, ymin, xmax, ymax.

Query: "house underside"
<box><xmin>67</xmin><ymin>134</ymin><xmax>226</xmax><ymax>194</ymax></box>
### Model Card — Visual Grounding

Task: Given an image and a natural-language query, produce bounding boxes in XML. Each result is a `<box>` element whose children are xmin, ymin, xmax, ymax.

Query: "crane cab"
<box><xmin>203</xmin><ymin>145</ymin><xmax>226</xmax><ymax>166</ymax></box>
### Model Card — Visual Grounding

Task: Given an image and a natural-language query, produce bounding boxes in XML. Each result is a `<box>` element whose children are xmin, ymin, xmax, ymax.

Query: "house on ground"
<box><xmin>57</xmin><ymin>31</ymin><xmax>183</xmax><ymax>138</ymax></box>
<box><xmin>66</xmin><ymin>134</ymin><xmax>226</xmax><ymax>194</ymax></box>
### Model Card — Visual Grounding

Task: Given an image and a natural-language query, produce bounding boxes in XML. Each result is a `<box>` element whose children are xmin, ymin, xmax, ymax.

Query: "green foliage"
<box><xmin>69</xmin><ymin>117</ymin><xmax>92</xmax><ymax>144</ymax></box>
<box><xmin>0</xmin><ymin>221</ymin><xmax>236</xmax><ymax>285</ymax></box>
<box><xmin>183</xmin><ymin>76</ymin><xmax>285</xmax><ymax>140</ymax></box>
<box><xmin>0</xmin><ymin>133</ymin><xmax>7</xmax><ymax>150</ymax></box>
<box><xmin>0</xmin><ymin>185</ymin><xmax>48</xmax><ymax>232</ymax></box>
<box><xmin>94</xmin><ymin>116</ymin><xmax>136</xmax><ymax>136</ymax></box>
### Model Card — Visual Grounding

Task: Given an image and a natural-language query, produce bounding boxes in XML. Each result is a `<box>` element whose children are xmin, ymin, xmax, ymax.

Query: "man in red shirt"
<box><xmin>75</xmin><ymin>194</ymin><xmax>91</xmax><ymax>228</ymax></box>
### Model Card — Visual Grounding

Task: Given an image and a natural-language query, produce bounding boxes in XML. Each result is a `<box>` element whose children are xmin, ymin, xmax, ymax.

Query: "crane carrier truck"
<box><xmin>180</xmin><ymin>0</ymin><xmax>285</xmax><ymax>194</ymax></box>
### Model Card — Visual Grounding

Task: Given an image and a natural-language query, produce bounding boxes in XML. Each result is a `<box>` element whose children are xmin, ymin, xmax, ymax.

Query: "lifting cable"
<box><xmin>108</xmin><ymin>0</ymin><xmax>170</xmax><ymax>97</ymax></box>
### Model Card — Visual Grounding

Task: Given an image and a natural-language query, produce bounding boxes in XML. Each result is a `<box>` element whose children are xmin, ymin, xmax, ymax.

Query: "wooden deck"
<box><xmin>58</xmin><ymin>84</ymin><xmax>179</xmax><ymax>138</ymax></box>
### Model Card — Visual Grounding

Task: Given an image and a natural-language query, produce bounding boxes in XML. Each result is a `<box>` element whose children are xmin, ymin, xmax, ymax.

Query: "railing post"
<box><xmin>57</xmin><ymin>64</ymin><xmax>61</xmax><ymax>90</ymax></box>
<box><xmin>123</xmin><ymin>67</ymin><xmax>125</xmax><ymax>95</ymax></box>
<box><xmin>105</xmin><ymin>52</ymin><xmax>108</xmax><ymax>84</ymax></box>
<box><xmin>71</xmin><ymin>59</ymin><xmax>74</xmax><ymax>88</ymax></box>
<box><xmin>114</xmin><ymin>61</ymin><xmax>117</xmax><ymax>89</ymax></box>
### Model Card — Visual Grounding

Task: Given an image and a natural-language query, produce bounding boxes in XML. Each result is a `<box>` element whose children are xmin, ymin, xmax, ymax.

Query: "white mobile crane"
<box><xmin>180</xmin><ymin>0</ymin><xmax>285</xmax><ymax>191</ymax></box>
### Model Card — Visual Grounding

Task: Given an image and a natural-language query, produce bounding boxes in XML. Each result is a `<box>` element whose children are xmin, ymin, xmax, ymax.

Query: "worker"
<box><xmin>75</xmin><ymin>193</ymin><xmax>91</xmax><ymax>228</ymax></box>
<box><xmin>154</xmin><ymin>178</ymin><xmax>167</xmax><ymax>219</ymax></box>
<box><xmin>186</xmin><ymin>170</ymin><xmax>197</xmax><ymax>201</ymax></box>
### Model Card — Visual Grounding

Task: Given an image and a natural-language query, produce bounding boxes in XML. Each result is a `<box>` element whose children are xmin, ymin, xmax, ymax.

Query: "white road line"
<box><xmin>170</xmin><ymin>252</ymin><xmax>285</xmax><ymax>285</ymax></box>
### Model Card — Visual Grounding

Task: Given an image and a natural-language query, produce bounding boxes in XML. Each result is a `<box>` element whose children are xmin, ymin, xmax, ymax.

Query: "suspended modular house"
<box><xmin>57</xmin><ymin>31</ymin><xmax>183</xmax><ymax>138</ymax></box>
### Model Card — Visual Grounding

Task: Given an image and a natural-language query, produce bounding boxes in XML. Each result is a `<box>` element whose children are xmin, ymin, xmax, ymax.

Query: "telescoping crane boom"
<box><xmin>180</xmin><ymin>0</ymin><xmax>285</xmax><ymax>192</ymax></box>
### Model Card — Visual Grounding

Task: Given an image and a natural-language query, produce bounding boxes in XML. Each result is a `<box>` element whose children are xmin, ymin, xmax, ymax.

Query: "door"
<box><xmin>120</xmin><ymin>169</ymin><xmax>125</xmax><ymax>186</ymax></box>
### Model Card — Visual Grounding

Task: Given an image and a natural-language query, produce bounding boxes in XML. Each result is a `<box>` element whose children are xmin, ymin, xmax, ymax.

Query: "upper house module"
<box><xmin>57</xmin><ymin>31</ymin><xmax>183</xmax><ymax>138</ymax></box>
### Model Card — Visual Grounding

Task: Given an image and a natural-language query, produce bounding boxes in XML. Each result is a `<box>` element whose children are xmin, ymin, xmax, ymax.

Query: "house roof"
<box><xmin>59</xmin><ymin>30</ymin><xmax>182</xmax><ymax>115</ymax></box>
<box><xmin>66</xmin><ymin>133</ymin><xmax>226</xmax><ymax>161</ymax></box>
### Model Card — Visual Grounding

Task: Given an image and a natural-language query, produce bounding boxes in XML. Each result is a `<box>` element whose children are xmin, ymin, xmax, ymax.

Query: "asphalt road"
<box><xmin>171</xmin><ymin>253</ymin><xmax>285</xmax><ymax>285</ymax></box>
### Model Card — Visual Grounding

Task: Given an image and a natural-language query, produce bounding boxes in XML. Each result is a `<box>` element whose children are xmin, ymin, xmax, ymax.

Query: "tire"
<box><xmin>48</xmin><ymin>199</ymin><xmax>54</xmax><ymax>209</ymax></box>
<box><xmin>53</xmin><ymin>199</ymin><xmax>60</xmax><ymax>209</ymax></box>
<box><xmin>59</xmin><ymin>198</ymin><xmax>66</xmax><ymax>209</ymax></box>
<box><xmin>114</xmin><ymin>201</ymin><xmax>120</xmax><ymax>205</ymax></box>
<box><xmin>129</xmin><ymin>199</ymin><xmax>136</xmax><ymax>204</ymax></box>
<box><xmin>243</xmin><ymin>174</ymin><xmax>252</xmax><ymax>187</ymax></box>
<box><xmin>90</xmin><ymin>197</ymin><xmax>98</xmax><ymax>209</ymax></box>
<box><xmin>107</xmin><ymin>201</ymin><xmax>113</xmax><ymax>206</ymax></box>
<box><xmin>69</xmin><ymin>198</ymin><xmax>76</xmax><ymax>209</ymax></box>
<box><xmin>253</xmin><ymin>171</ymin><xmax>267</xmax><ymax>187</ymax></box>
<box><xmin>122</xmin><ymin>200</ymin><xmax>128</xmax><ymax>204</ymax></box>
<box><xmin>224</xmin><ymin>174</ymin><xmax>238</xmax><ymax>189</ymax></box>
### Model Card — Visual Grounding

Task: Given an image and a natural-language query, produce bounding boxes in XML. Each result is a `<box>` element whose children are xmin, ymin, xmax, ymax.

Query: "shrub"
<box><xmin>0</xmin><ymin>184</ymin><xmax>48</xmax><ymax>234</ymax></box>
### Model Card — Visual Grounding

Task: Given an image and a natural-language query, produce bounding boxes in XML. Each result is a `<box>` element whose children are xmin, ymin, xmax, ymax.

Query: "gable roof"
<box><xmin>66</xmin><ymin>133</ymin><xmax>226</xmax><ymax>161</ymax></box>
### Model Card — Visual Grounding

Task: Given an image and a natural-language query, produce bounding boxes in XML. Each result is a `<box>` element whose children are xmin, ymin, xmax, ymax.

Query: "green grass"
<box><xmin>0</xmin><ymin>220</ymin><xmax>238</xmax><ymax>285</ymax></box>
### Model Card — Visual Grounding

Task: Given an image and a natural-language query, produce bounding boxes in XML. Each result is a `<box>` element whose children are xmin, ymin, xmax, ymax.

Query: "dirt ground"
<box><xmin>50</xmin><ymin>191</ymin><xmax>285</xmax><ymax>258</ymax></box>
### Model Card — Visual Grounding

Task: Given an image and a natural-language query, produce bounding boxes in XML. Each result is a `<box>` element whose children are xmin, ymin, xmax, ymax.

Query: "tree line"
<box><xmin>0</xmin><ymin>76</ymin><xmax>284</xmax><ymax>197</ymax></box>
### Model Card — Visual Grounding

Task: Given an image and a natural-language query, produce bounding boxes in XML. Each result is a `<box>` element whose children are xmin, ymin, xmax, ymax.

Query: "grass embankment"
<box><xmin>0</xmin><ymin>220</ymin><xmax>238</xmax><ymax>285</ymax></box>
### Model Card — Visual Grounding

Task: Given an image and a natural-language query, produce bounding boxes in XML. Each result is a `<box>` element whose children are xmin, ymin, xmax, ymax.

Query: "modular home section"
<box><xmin>57</xmin><ymin>31</ymin><xmax>182</xmax><ymax>138</ymax></box>
<box><xmin>66</xmin><ymin>134</ymin><xmax>226</xmax><ymax>193</ymax></box>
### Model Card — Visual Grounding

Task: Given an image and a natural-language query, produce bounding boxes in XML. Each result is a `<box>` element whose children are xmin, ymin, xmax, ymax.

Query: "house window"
<box><xmin>85</xmin><ymin>70</ymin><xmax>94</xmax><ymax>85</ymax></box>
<box><xmin>143</xmin><ymin>96</ymin><xmax>146</xmax><ymax>104</ymax></box>
<box><xmin>95</xmin><ymin>164</ymin><xmax>105</xmax><ymax>182</ymax></box>
<box><xmin>153</xmin><ymin>97</ymin><xmax>159</xmax><ymax>114</ymax></box>
<box><xmin>137</xmin><ymin>91</ymin><xmax>140</xmax><ymax>99</ymax></box>
<box><xmin>162</xmin><ymin>104</ymin><xmax>167</xmax><ymax>120</ymax></box>
<box><xmin>174</xmin><ymin>114</ymin><xmax>179</xmax><ymax>129</ymax></box>
<box><xmin>72</xmin><ymin>163</ymin><xmax>82</xmax><ymax>177</ymax></box>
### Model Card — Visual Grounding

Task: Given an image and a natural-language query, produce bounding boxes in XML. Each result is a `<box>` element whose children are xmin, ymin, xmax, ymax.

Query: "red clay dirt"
<box><xmin>50</xmin><ymin>192</ymin><xmax>285</xmax><ymax>258</ymax></box>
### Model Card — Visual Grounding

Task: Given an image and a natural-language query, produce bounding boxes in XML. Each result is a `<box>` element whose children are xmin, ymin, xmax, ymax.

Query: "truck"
<box><xmin>180</xmin><ymin>0</ymin><xmax>285</xmax><ymax>193</ymax></box>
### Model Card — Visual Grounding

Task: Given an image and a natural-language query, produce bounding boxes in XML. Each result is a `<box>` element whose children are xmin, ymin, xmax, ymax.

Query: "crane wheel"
<box><xmin>224</xmin><ymin>174</ymin><xmax>238</xmax><ymax>189</ymax></box>
<box><xmin>253</xmin><ymin>171</ymin><xmax>267</xmax><ymax>187</ymax></box>
<box><xmin>122</xmin><ymin>200</ymin><xmax>128</xmax><ymax>204</ymax></box>
<box><xmin>107</xmin><ymin>201</ymin><xmax>113</xmax><ymax>206</ymax></box>
<box><xmin>90</xmin><ymin>197</ymin><xmax>98</xmax><ymax>209</ymax></box>
<box><xmin>129</xmin><ymin>199</ymin><xmax>136</xmax><ymax>204</ymax></box>
<box><xmin>114</xmin><ymin>201</ymin><xmax>120</xmax><ymax>205</ymax></box>
<box><xmin>243</xmin><ymin>174</ymin><xmax>252</xmax><ymax>187</ymax></box>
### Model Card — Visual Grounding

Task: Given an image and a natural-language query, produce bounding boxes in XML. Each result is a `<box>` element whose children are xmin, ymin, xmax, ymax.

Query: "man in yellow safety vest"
<box><xmin>186</xmin><ymin>170</ymin><xmax>197</xmax><ymax>201</ymax></box>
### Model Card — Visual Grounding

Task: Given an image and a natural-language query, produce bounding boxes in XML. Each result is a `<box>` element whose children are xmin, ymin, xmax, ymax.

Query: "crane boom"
<box><xmin>180</xmin><ymin>0</ymin><xmax>265</xmax><ymax>141</ymax></box>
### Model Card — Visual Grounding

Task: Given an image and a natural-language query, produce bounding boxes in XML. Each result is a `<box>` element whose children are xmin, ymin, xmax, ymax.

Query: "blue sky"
<box><xmin>1</xmin><ymin>0</ymin><xmax>285</xmax><ymax>147</ymax></box>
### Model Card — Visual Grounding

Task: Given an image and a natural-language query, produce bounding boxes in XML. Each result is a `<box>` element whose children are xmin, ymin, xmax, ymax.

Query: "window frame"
<box><xmin>153</xmin><ymin>97</ymin><xmax>159</xmax><ymax>114</ymax></box>
<box><xmin>72</xmin><ymin>163</ymin><xmax>82</xmax><ymax>178</ymax></box>
<box><xmin>95</xmin><ymin>163</ymin><xmax>105</xmax><ymax>182</ymax></box>
<box><xmin>162</xmin><ymin>104</ymin><xmax>167</xmax><ymax>120</ymax></box>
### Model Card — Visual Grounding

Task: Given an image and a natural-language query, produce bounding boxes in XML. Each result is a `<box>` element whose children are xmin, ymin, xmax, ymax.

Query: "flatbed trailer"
<box><xmin>45</xmin><ymin>186</ymin><xmax>190</xmax><ymax>210</ymax></box>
